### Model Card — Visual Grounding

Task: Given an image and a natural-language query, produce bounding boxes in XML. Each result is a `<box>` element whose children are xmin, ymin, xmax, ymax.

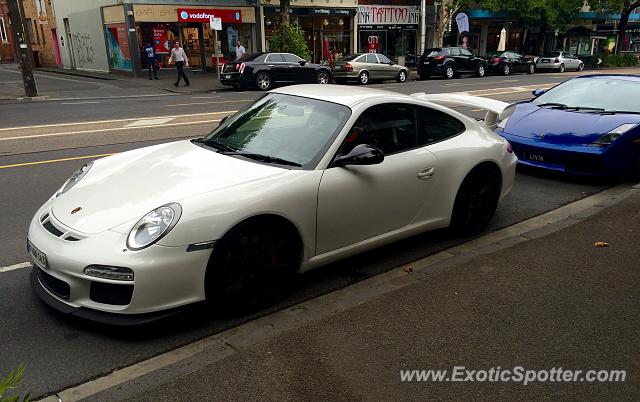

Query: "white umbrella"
<box><xmin>497</xmin><ymin>28</ymin><xmax>507</xmax><ymax>51</ymax></box>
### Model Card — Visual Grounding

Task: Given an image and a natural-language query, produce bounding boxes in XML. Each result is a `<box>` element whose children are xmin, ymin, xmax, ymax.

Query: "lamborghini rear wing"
<box><xmin>411</xmin><ymin>92</ymin><xmax>512</xmax><ymax>128</ymax></box>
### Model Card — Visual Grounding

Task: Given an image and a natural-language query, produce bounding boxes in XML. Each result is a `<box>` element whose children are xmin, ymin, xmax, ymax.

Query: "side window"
<box><xmin>513</xmin><ymin>52</ymin><xmax>523</xmax><ymax>59</ymax></box>
<box><xmin>459</xmin><ymin>48</ymin><xmax>473</xmax><ymax>57</ymax></box>
<box><xmin>366</xmin><ymin>53</ymin><xmax>378</xmax><ymax>63</ymax></box>
<box><xmin>283</xmin><ymin>53</ymin><xmax>302</xmax><ymax>63</ymax></box>
<box><xmin>354</xmin><ymin>55</ymin><xmax>365</xmax><ymax>63</ymax></box>
<box><xmin>266</xmin><ymin>54</ymin><xmax>285</xmax><ymax>63</ymax></box>
<box><xmin>448</xmin><ymin>48</ymin><xmax>460</xmax><ymax>56</ymax></box>
<box><xmin>377</xmin><ymin>54</ymin><xmax>392</xmax><ymax>64</ymax></box>
<box><xmin>340</xmin><ymin>104</ymin><xmax>416</xmax><ymax>156</ymax></box>
<box><xmin>417</xmin><ymin>107</ymin><xmax>465</xmax><ymax>145</ymax></box>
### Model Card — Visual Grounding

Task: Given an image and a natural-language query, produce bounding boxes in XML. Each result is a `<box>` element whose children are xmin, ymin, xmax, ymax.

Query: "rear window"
<box><xmin>340</xmin><ymin>54</ymin><xmax>362</xmax><ymax>61</ymax></box>
<box><xmin>543</xmin><ymin>52</ymin><xmax>561</xmax><ymax>57</ymax></box>
<box><xmin>424</xmin><ymin>48</ymin><xmax>443</xmax><ymax>57</ymax></box>
<box><xmin>239</xmin><ymin>53</ymin><xmax>265</xmax><ymax>62</ymax></box>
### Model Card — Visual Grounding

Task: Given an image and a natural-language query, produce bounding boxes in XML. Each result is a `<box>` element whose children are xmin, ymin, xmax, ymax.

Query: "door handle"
<box><xmin>417</xmin><ymin>167</ymin><xmax>435</xmax><ymax>180</ymax></box>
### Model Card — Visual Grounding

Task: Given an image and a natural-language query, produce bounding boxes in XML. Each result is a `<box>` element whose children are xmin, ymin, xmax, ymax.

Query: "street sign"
<box><xmin>210</xmin><ymin>17</ymin><xmax>222</xmax><ymax>31</ymax></box>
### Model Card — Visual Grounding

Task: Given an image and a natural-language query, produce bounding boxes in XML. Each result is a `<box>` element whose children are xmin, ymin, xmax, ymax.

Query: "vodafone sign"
<box><xmin>177</xmin><ymin>9</ymin><xmax>242</xmax><ymax>23</ymax></box>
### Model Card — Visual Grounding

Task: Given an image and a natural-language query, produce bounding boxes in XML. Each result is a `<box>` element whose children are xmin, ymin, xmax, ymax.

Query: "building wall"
<box><xmin>52</xmin><ymin>0</ymin><xmax>115</xmax><ymax>72</ymax></box>
<box><xmin>0</xmin><ymin>0</ymin><xmax>16</xmax><ymax>62</ymax></box>
<box><xmin>22</xmin><ymin>0</ymin><xmax>60</xmax><ymax>66</ymax></box>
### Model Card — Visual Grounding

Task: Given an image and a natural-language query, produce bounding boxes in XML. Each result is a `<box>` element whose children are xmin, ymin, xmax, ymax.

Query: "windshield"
<box><xmin>204</xmin><ymin>94</ymin><xmax>351</xmax><ymax>169</ymax></box>
<box><xmin>532</xmin><ymin>77</ymin><xmax>640</xmax><ymax>113</ymax></box>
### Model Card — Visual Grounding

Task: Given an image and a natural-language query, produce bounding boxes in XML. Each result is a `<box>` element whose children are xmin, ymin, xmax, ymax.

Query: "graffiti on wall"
<box><xmin>71</xmin><ymin>33</ymin><xmax>95</xmax><ymax>67</ymax></box>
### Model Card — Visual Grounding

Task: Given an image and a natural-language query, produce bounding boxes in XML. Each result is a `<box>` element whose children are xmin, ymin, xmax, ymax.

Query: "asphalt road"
<box><xmin>0</xmin><ymin>71</ymin><xmax>623</xmax><ymax>398</ymax></box>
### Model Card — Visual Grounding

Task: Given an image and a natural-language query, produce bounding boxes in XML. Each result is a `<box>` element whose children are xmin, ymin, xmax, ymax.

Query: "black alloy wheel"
<box><xmin>316</xmin><ymin>70</ymin><xmax>330</xmax><ymax>84</ymax></box>
<box><xmin>450</xmin><ymin>166</ymin><xmax>502</xmax><ymax>236</ymax></box>
<box><xmin>256</xmin><ymin>72</ymin><xmax>272</xmax><ymax>91</ymax></box>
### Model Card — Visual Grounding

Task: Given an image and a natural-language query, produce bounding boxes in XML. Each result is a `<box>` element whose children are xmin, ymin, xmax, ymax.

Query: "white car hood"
<box><xmin>51</xmin><ymin>140</ymin><xmax>286</xmax><ymax>234</ymax></box>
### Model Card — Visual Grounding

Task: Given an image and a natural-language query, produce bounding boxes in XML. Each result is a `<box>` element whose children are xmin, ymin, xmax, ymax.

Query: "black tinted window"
<box><xmin>266</xmin><ymin>54</ymin><xmax>285</xmax><ymax>62</ymax></box>
<box><xmin>341</xmin><ymin>104</ymin><xmax>416</xmax><ymax>155</ymax></box>
<box><xmin>283</xmin><ymin>53</ymin><xmax>302</xmax><ymax>63</ymax></box>
<box><xmin>366</xmin><ymin>54</ymin><xmax>378</xmax><ymax>63</ymax></box>
<box><xmin>417</xmin><ymin>107</ymin><xmax>465</xmax><ymax>145</ymax></box>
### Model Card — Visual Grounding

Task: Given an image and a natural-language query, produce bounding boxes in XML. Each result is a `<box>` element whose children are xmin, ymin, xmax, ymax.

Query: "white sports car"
<box><xmin>28</xmin><ymin>85</ymin><xmax>517</xmax><ymax>325</ymax></box>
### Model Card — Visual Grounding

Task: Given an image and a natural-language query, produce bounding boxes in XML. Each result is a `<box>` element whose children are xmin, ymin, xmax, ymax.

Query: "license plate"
<box><xmin>27</xmin><ymin>239</ymin><xmax>48</xmax><ymax>270</ymax></box>
<box><xmin>334</xmin><ymin>66</ymin><xmax>342</xmax><ymax>70</ymax></box>
<box><xmin>424</xmin><ymin>61</ymin><xmax>430</xmax><ymax>65</ymax></box>
<box><xmin>541</xmin><ymin>59</ymin><xmax>550</xmax><ymax>63</ymax></box>
<box><xmin>224</xmin><ymin>74</ymin><xmax>231</xmax><ymax>79</ymax></box>
<box><xmin>524</xmin><ymin>152</ymin><xmax>545</xmax><ymax>162</ymax></box>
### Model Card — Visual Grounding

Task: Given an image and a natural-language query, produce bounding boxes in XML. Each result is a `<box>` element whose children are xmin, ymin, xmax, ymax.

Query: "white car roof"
<box><xmin>271</xmin><ymin>84</ymin><xmax>410</xmax><ymax>108</ymax></box>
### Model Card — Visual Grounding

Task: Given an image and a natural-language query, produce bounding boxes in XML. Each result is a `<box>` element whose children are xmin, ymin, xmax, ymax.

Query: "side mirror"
<box><xmin>219</xmin><ymin>115</ymin><xmax>230</xmax><ymax>126</ymax></box>
<box><xmin>333</xmin><ymin>144</ymin><xmax>384</xmax><ymax>167</ymax></box>
<box><xmin>531</xmin><ymin>89</ymin><xmax>545</xmax><ymax>97</ymax></box>
<box><xmin>298</xmin><ymin>60</ymin><xmax>307</xmax><ymax>66</ymax></box>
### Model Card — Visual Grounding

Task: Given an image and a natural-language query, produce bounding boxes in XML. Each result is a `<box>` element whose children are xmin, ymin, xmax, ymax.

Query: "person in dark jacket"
<box><xmin>144</xmin><ymin>43</ymin><xmax>159</xmax><ymax>80</ymax></box>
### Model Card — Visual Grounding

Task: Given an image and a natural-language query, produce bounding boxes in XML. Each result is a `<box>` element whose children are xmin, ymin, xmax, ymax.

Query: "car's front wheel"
<box><xmin>502</xmin><ymin>64</ymin><xmax>511</xmax><ymax>76</ymax></box>
<box><xmin>578</xmin><ymin>62</ymin><xmax>584</xmax><ymax>71</ymax></box>
<box><xmin>558</xmin><ymin>63</ymin><xmax>565</xmax><ymax>73</ymax></box>
<box><xmin>450</xmin><ymin>165</ymin><xmax>502</xmax><ymax>236</ymax></box>
<box><xmin>397</xmin><ymin>70</ymin><xmax>407</xmax><ymax>83</ymax></box>
<box><xmin>527</xmin><ymin>64</ymin><xmax>535</xmax><ymax>74</ymax></box>
<box><xmin>476</xmin><ymin>64</ymin><xmax>487</xmax><ymax>77</ymax></box>
<box><xmin>206</xmin><ymin>218</ymin><xmax>300</xmax><ymax>311</ymax></box>
<box><xmin>316</xmin><ymin>70</ymin><xmax>330</xmax><ymax>84</ymax></box>
<box><xmin>358</xmin><ymin>70</ymin><xmax>369</xmax><ymax>85</ymax></box>
<box><xmin>255</xmin><ymin>72</ymin><xmax>272</xmax><ymax>91</ymax></box>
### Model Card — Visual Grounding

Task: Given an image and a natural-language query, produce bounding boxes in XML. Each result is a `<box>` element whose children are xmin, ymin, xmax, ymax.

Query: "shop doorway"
<box><xmin>180</xmin><ymin>24</ymin><xmax>205</xmax><ymax>69</ymax></box>
<box><xmin>51</xmin><ymin>28</ymin><xmax>62</xmax><ymax>66</ymax></box>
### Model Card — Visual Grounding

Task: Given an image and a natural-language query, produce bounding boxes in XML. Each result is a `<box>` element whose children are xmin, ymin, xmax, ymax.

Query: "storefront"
<box><xmin>356</xmin><ymin>5</ymin><xmax>420</xmax><ymax>65</ymax></box>
<box><xmin>263</xmin><ymin>7</ymin><xmax>356</xmax><ymax>64</ymax></box>
<box><xmin>131</xmin><ymin>4</ymin><xmax>256</xmax><ymax>72</ymax></box>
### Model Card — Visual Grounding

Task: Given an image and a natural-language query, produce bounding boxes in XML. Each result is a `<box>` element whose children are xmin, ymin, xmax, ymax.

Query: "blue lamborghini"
<box><xmin>495</xmin><ymin>75</ymin><xmax>640</xmax><ymax>180</ymax></box>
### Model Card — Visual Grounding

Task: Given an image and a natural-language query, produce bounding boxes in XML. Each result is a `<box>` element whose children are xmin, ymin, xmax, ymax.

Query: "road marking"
<box><xmin>0</xmin><ymin>120</ymin><xmax>219</xmax><ymax>142</ymax></box>
<box><xmin>125</xmin><ymin>117</ymin><xmax>174</xmax><ymax>127</ymax></box>
<box><xmin>61</xmin><ymin>101</ymin><xmax>101</xmax><ymax>105</ymax></box>
<box><xmin>0</xmin><ymin>111</ymin><xmax>236</xmax><ymax>132</ymax></box>
<box><xmin>43</xmin><ymin>183</ymin><xmax>637</xmax><ymax>402</ymax></box>
<box><xmin>167</xmin><ymin>100</ymin><xmax>253</xmax><ymax>107</ymax></box>
<box><xmin>192</xmin><ymin>96</ymin><xmax>220</xmax><ymax>99</ymax></box>
<box><xmin>0</xmin><ymin>153</ymin><xmax>113</xmax><ymax>169</ymax></box>
<box><xmin>0</xmin><ymin>262</ymin><xmax>31</xmax><ymax>273</ymax></box>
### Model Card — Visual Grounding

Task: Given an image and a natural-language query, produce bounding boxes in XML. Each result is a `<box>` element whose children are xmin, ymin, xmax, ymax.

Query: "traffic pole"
<box><xmin>7</xmin><ymin>0</ymin><xmax>38</xmax><ymax>97</ymax></box>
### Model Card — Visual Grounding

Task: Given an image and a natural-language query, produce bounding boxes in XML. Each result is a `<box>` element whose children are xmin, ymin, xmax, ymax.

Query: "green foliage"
<box><xmin>268</xmin><ymin>21</ymin><xmax>311</xmax><ymax>61</ymax></box>
<box><xmin>584</xmin><ymin>53</ymin><xmax>639</xmax><ymax>66</ymax></box>
<box><xmin>478</xmin><ymin>0</ymin><xmax>585</xmax><ymax>30</ymax></box>
<box><xmin>0</xmin><ymin>364</ymin><xmax>30</xmax><ymax>402</ymax></box>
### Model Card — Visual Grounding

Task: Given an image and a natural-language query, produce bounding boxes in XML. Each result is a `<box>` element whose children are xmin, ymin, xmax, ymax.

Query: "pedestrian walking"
<box><xmin>169</xmin><ymin>41</ymin><xmax>190</xmax><ymax>87</ymax></box>
<box><xmin>143</xmin><ymin>42</ymin><xmax>159</xmax><ymax>80</ymax></box>
<box><xmin>235</xmin><ymin>41</ymin><xmax>246</xmax><ymax>60</ymax></box>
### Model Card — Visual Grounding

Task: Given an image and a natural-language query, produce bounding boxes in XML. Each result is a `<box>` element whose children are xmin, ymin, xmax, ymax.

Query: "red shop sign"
<box><xmin>177</xmin><ymin>8</ymin><xmax>242</xmax><ymax>23</ymax></box>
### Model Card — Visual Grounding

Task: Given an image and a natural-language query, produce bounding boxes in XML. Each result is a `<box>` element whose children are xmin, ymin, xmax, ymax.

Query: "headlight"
<box><xmin>126</xmin><ymin>203</ymin><xmax>182</xmax><ymax>251</ymax></box>
<box><xmin>591</xmin><ymin>124</ymin><xmax>637</xmax><ymax>146</ymax></box>
<box><xmin>56</xmin><ymin>162</ymin><xmax>93</xmax><ymax>197</ymax></box>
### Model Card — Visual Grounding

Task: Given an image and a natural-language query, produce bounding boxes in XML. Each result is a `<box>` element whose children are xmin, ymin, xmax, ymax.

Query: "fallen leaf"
<box><xmin>403</xmin><ymin>266</ymin><xmax>414</xmax><ymax>273</ymax></box>
<box><xmin>594</xmin><ymin>241</ymin><xmax>609</xmax><ymax>248</ymax></box>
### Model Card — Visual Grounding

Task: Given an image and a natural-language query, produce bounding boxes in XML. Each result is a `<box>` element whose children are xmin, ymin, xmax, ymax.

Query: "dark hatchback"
<box><xmin>220</xmin><ymin>52</ymin><xmax>332</xmax><ymax>91</ymax></box>
<box><xmin>417</xmin><ymin>47</ymin><xmax>488</xmax><ymax>79</ymax></box>
<box><xmin>485</xmin><ymin>51</ymin><xmax>536</xmax><ymax>76</ymax></box>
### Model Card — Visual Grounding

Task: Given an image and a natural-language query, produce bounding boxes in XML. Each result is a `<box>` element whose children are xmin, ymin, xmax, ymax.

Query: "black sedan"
<box><xmin>485</xmin><ymin>51</ymin><xmax>536</xmax><ymax>76</ymax></box>
<box><xmin>220</xmin><ymin>52</ymin><xmax>332</xmax><ymax>91</ymax></box>
<box><xmin>417</xmin><ymin>47</ymin><xmax>488</xmax><ymax>80</ymax></box>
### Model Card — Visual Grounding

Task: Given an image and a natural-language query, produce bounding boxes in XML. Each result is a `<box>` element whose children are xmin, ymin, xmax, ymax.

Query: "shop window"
<box><xmin>0</xmin><ymin>17</ymin><xmax>8</xmax><ymax>43</ymax></box>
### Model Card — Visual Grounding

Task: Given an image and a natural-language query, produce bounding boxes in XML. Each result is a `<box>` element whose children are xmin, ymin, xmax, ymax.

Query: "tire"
<box><xmin>527</xmin><ymin>64</ymin><xmax>535</xmax><ymax>74</ymax></box>
<box><xmin>358</xmin><ymin>70</ymin><xmax>369</xmax><ymax>85</ymax></box>
<box><xmin>476</xmin><ymin>63</ymin><xmax>487</xmax><ymax>77</ymax></box>
<box><xmin>256</xmin><ymin>72</ymin><xmax>272</xmax><ymax>91</ymax></box>
<box><xmin>205</xmin><ymin>217</ymin><xmax>301</xmax><ymax>311</ymax></box>
<box><xmin>397</xmin><ymin>69</ymin><xmax>407</xmax><ymax>83</ymax></box>
<box><xmin>443</xmin><ymin>64</ymin><xmax>455</xmax><ymax>79</ymax></box>
<box><xmin>449</xmin><ymin>165</ymin><xmax>502</xmax><ymax>236</ymax></box>
<box><xmin>558</xmin><ymin>63</ymin><xmax>565</xmax><ymax>73</ymax></box>
<box><xmin>316</xmin><ymin>70</ymin><xmax>330</xmax><ymax>84</ymax></box>
<box><xmin>578</xmin><ymin>62</ymin><xmax>584</xmax><ymax>72</ymax></box>
<box><xmin>502</xmin><ymin>64</ymin><xmax>511</xmax><ymax>76</ymax></box>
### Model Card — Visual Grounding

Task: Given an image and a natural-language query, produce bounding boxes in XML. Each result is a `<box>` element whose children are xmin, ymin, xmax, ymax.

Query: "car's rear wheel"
<box><xmin>358</xmin><ymin>71</ymin><xmax>369</xmax><ymax>85</ymax></box>
<box><xmin>558</xmin><ymin>63</ymin><xmax>565</xmax><ymax>73</ymax></box>
<box><xmin>502</xmin><ymin>64</ymin><xmax>511</xmax><ymax>76</ymax></box>
<box><xmin>527</xmin><ymin>64</ymin><xmax>535</xmax><ymax>74</ymax></box>
<box><xmin>256</xmin><ymin>72</ymin><xmax>272</xmax><ymax>91</ymax></box>
<box><xmin>443</xmin><ymin>65</ymin><xmax>455</xmax><ymax>79</ymax></box>
<box><xmin>316</xmin><ymin>70</ymin><xmax>330</xmax><ymax>84</ymax></box>
<box><xmin>476</xmin><ymin>64</ymin><xmax>487</xmax><ymax>77</ymax></box>
<box><xmin>397</xmin><ymin>70</ymin><xmax>407</xmax><ymax>83</ymax></box>
<box><xmin>206</xmin><ymin>218</ymin><xmax>301</xmax><ymax>311</ymax></box>
<box><xmin>450</xmin><ymin>165</ymin><xmax>502</xmax><ymax>236</ymax></box>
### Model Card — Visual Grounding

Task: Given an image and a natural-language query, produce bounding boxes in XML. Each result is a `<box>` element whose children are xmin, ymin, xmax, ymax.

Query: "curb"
<box><xmin>34</xmin><ymin>183</ymin><xmax>638</xmax><ymax>402</ymax></box>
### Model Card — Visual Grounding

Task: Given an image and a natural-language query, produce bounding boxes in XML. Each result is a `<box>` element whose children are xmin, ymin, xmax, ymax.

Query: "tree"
<box><xmin>588</xmin><ymin>0</ymin><xmax>640</xmax><ymax>53</ymax></box>
<box><xmin>269</xmin><ymin>0</ymin><xmax>310</xmax><ymax>60</ymax></box>
<box><xmin>280</xmin><ymin>0</ymin><xmax>290</xmax><ymax>27</ymax></box>
<box><xmin>436</xmin><ymin>1</ymin><xmax>467</xmax><ymax>47</ymax></box>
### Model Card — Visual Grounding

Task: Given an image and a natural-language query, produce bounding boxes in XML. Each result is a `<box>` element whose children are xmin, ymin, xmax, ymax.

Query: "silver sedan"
<box><xmin>535</xmin><ymin>51</ymin><xmax>584</xmax><ymax>72</ymax></box>
<box><xmin>332</xmin><ymin>53</ymin><xmax>409</xmax><ymax>85</ymax></box>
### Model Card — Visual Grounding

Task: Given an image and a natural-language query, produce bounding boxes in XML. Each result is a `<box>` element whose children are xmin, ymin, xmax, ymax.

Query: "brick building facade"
<box><xmin>0</xmin><ymin>0</ymin><xmax>16</xmax><ymax>62</ymax></box>
<box><xmin>22</xmin><ymin>0</ymin><xmax>61</xmax><ymax>66</ymax></box>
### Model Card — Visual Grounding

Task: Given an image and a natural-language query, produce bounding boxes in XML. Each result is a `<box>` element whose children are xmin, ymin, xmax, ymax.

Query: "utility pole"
<box><xmin>7</xmin><ymin>0</ymin><xmax>38</xmax><ymax>97</ymax></box>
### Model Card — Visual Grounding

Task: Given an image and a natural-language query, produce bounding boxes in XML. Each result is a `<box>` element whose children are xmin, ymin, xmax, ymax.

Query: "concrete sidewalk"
<box><xmin>60</xmin><ymin>186</ymin><xmax>638</xmax><ymax>402</ymax></box>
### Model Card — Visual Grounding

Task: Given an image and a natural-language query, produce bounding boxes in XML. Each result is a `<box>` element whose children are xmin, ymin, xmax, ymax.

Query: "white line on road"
<box><xmin>0</xmin><ymin>111</ymin><xmax>236</xmax><ymax>132</ymax></box>
<box><xmin>0</xmin><ymin>262</ymin><xmax>31</xmax><ymax>273</ymax></box>
<box><xmin>125</xmin><ymin>117</ymin><xmax>174</xmax><ymax>127</ymax></box>
<box><xmin>192</xmin><ymin>96</ymin><xmax>221</xmax><ymax>99</ymax></box>
<box><xmin>167</xmin><ymin>100</ymin><xmax>253</xmax><ymax>107</ymax></box>
<box><xmin>61</xmin><ymin>101</ymin><xmax>101</xmax><ymax>105</ymax></box>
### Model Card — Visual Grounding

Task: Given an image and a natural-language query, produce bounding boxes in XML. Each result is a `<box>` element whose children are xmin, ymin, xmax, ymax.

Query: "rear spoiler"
<box><xmin>411</xmin><ymin>93</ymin><xmax>510</xmax><ymax>127</ymax></box>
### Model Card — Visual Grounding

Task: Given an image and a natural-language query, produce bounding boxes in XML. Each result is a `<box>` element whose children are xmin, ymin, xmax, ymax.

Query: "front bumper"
<box><xmin>28</xmin><ymin>201</ymin><xmax>213</xmax><ymax>323</ymax></box>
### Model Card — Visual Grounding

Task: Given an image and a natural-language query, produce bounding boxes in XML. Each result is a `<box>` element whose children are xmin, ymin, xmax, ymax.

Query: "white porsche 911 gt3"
<box><xmin>28</xmin><ymin>85</ymin><xmax>516</xmax><ymax>324</ymax></box>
